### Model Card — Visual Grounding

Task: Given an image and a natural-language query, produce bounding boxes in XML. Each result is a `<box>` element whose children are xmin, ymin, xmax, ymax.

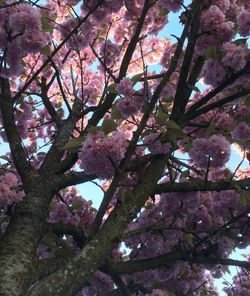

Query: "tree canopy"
<box><xmin>0</xmin><ymin>0</ymin><xmax>250</xmax><ymax>295</ymax></box>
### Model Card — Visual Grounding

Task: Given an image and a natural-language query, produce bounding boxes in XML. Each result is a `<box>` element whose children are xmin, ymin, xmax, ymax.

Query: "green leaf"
<box><xmin>144</xmin><ymin>202</ymin><xmax>154</xmax><ymax>210</ymax></box>
<box><xmin>240</xmin><ymin>191</ymin><xmax>249</xmax><ymax>207</ymax></box>
<box><xmin>41</xmin><ymin>15</ymin><xmax>54</xmax><ymax>32</ymax></box>
<box><xmin>165</xmin><ymin>133</ymin><xmax>177</xmax><ymax>146</ymax></box>
<box><xmin>186</xmin><ymin>234</ymin><xmax>194</xmax><ymax>247</ymax></box>
<box><xmin>71</xmin><ymin>200</ymin><xmax>82</xmax><ymax>211</ymax></box>
<box><xmin>98</xmin><ymin>36</ymin><xmax>106</xmax><ymax>42</ymax></box>
<box><xmin>63</xmin><ymin>136</ymin><xmax>85</xmax><ymax>152</ymax></box>
<box><xmin>225</xmin><ymin>269</ymin><xmax>231</xmax><ymax>275</ymax></box>
<box><xmin>245</xmin><ymin>96</ymin><xmax>250</xmax><ymax>107</ymax></box>
<box><xmin>41</xmin><ymin>45</ymin><xmax>51</xmax><ymax>57</ymax></box>
<box><xmin>206</xmin><ymin>123</ymin><xmax>216</xmax><ymax>137</ymax></box>
<box><xmin>245</xmin><ymin>140</ymin><xmax>250</xmax><ymax>148</ymax></box>
<box><xmin>152</xmin><ymin>281</ymin><xmax>165</xmax><ymax>289</ymax></box>
<box><xmin>180</xmin><ymin>170</ymin><xmax>190</xmax><ymax>179</ymax></box>
<box><xmin>233</xmin><ymin>38</ymin><xmax>248</xmax><ymax>46</ymax></box>
<box><xmin>205</xmin><ymin>47</ymin><xmax>218</xmax><ymax>59</ymax></box>
<box><xmin>107</xmin><ymin>83</ymin><xmax>117</xmax><ymax>94</ymax></box>
<box><xmin>159</xmin><ymin>7</ymin><xmax>169</xmax><ymax>16</ymax></box>
<box><xmin>0</xmin><ymin>155</ymin><xmax>10</xmax><ymax>162</ymax></box>
<box><xmin>183</xmin><ymin>138</ymin><xmax>193</xmax><ymax>152</ymax></box>
<box><xmin>166</xmin><ymin>120</ymin><xmax>181</xmax><ymax>130</ymax></box>
<box><xmin>131</xmin><ymin>73</ymin><xmax>144</xmax><ymax>85</ymax></box>
<box><xmin>233</xmin><ymin>184</ymin><xmax>242</xmax><ymax>191</ymax></box>
<box><xmin>142</xmin><ymin>104</ymin><xmax>149</xmax><ymax>114</ymax></box>
<box><xmin>99</xmin><ymin>27</ymin><xmax>107</xmax><ymax>36</ymax></box>
<box><xmin>56</xmin><ymin>102</ymin><xmax>63</xmax><ymax>108</ymax></box>
<box><xmin>111</xmin><ymin>105</ymin><xmax>122</xmax><ymax>120</ymax></box>
<box><xmin>102</xmin><ymin>119</ymin><xmax>117</xmax><ymax>135</ymax></box>
<box><xmin>41</xmin><ymin>233</ymin><xmax>59</xmax><ymax>249</ymax></box>
<box><xmin>168</xmin><ymin>292</ymin><xmax>176</xmax><ymax>296</ymax></box>
<box><xmin>156</xmin><ymin>108</ymin><xmax>168</xmax><ymax>125</ymax></box>
<box><xmin>222</xmin><ymin>281</ymin><xmax>229</xmax><ymax>286</ymax></box>
<box><xmin>166</xmin><ymin>120</ymin><xmax>185</xmax><ymax>141</ymax></box>
<box><xmin>87</xmin><ymin>126</ymin><xmax>102</xmax><ymax>133</ymax></box>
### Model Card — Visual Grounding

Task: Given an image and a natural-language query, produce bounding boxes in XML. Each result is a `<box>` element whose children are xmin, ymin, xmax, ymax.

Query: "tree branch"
<box><xmin>48</xmin><ymin>222</ymin><xmax>86</xmax><ymax>248</ymax></box>
<box><xmin>104</xmin><ymin>252</ymin><xmax>250</xmax><ymax>275</ymax></box>
<box><xmin>185</xmin><ymin>60</ymin><xmax>250</xmax><ymax>117</ymax></box>
<box><xmin>155</xmin><ymin>178</ymin><xmax>250</xmax><ymax>194</ymax></box>
<box><xmin>40</xmin><ymin>77</ymin><xmax>62</xmax><ymax>127</ymax></box>
<box><xmin>54</xmin><ymin>171</ymin><xmax>96</xmax><ymax>189</ymax></box>
<box><xmin>0</xmin><ymin>78</ymin><xmax>32</xmax><ymax>180</ymax></box>
<box><xmin>186</xmin><ymin>88</ymin><xmax>250</xmax><ymax>121</ymax></box>
<box><xmin>171</xmin><ymin>0</ymin><xmax>203</xmax><ymax>120</ymax></box>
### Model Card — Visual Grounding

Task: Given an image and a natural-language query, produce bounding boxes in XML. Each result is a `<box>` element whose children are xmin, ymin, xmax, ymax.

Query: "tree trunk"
<box><xmin>0</xmin><ymin>177</ymin><xmax>53</xmax><ymax>296</ymax></box>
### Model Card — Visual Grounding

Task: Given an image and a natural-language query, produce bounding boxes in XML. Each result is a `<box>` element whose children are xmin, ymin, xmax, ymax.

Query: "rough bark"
<box><xmin>0</xmin><ymin>176</ymin><xmax>56</xmax><ymax>296</ymax></box>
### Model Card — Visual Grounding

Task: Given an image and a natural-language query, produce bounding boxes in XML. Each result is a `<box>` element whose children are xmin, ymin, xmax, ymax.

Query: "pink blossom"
<box><xmin>116</xmin><ymin>78</ymin><xmax>134</xmax><ymax>96</ymax></box>
<box><xmin>237</xmin><ymin>9</ymin><xmax>250</xmax><ymax>36</ymax></box>
<box><xmin>158</xmin><ymin>0</ymin><xmax>183</xmax><ymax>12</ymax></box>
<box><xmin>189</xmin><ymin>135</ymin><xmax>230</xmax><ymax>169</ymax></box>
<box><xmin>0</xmin><ymin>4</ymin><xmax>51</xmax><ymax>78</ymax></box>
<box><xmin>0</xmin><ymin>173</ymin><xmax>24</xmax><ymax>208</ymax></box>
<box><xmin>222</xmin><ymin>43</ymin><xmax>247</xmax><ymax>71</ymax></box>
<box><xmin>100</xmin><ymin>40</ymin><xmax>120</xmax><ymax>67</ymax></box>
<box><xmin>212</xmin><ymin>0</ymin><xmax>231</xmax><ymax>12</ymax></box>
<box><xmin>117</xmin><ymin>97</ymin><xmax>141</xmax><ymax>118</ymax></box>
<box><xmin>202</xmin><ymin>59</ymin><xmax>226</xmax><ymax>87</ymax></box>
<box><xmin>201</xmin><ymin>6</ymin><xmax>225</xmax><ymax>32</ymax></box>
<box><xmin>79</xmin><ymin>131</ymin><xmax>128</xmax><ymax>179</ymax></box>
<box><xmin>144</xmin><ymin>133</ymin><xmax>171</xmax><ymax>154</ymax></box>
<box><xmin>232</xmin><ymin>122</ymin><xmax>250</xmax><ymax>141</ymax></box>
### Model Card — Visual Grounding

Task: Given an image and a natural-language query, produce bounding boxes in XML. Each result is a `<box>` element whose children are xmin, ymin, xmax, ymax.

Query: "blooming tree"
<box><xmin>0</xmin><ymin>0</ymin><xmax>250</xmax><ymax>295</ymax></box>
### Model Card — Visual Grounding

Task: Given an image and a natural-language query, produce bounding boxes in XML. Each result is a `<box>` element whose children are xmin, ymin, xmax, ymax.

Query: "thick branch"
<box><xmin>33</xmin><ymin>257</ymin><xmax>67</xmax><ymax>283</ymax></box>
<box><xmin>105</xmin><ymin>252</ymin><xmax>250</xmax><ymax>275</ymax></box>
<box><xmin>171</xmin><ymin>0</ymin><xmax>203</xmax><ymax>120</ymax></box>
<box><xmin>118</xmin><ymin>0</ymin><xmax>150</xmax><ymax>80</ymax></box>
<box><xmin>41</xmin><ymin>78</ymin><xmax>62</xmax><ymax>127</ymax></box>
<box><xmin>0</xmin><ymin>176</ymin><xmax>55</xmax><ymax>296</ymax></box>
<box><xmin>186</xmin><ymin>88</ymin><xmax>250</xmax><ymax>121</ymax></box>
<box><xmin>55</xmin><ymin>154</ymin><xmax>159</xmax><ymax>189</ymax></box>
<box><xmin>155</xmin><ymin>178</ymin><xmax>250</xmax><ymax>194</ymax></box>
<box><xmin>0</xmin><ymin>78</ymin><xmax>32</xmax><ymax>180</ymax></box>
<box><xmin>54</xmin><ymin>171</ymin><xmax>97</xmax><ymax>189</ymax></box>
<box><xmin>38</xmin><ymin>95</ymin><xmax>84</xmax><ymax>175</ymax></box>
<box><xmin>185</xmin><ymin>60</ymin><xmax>250</xmax><ymax>117</ymax></box>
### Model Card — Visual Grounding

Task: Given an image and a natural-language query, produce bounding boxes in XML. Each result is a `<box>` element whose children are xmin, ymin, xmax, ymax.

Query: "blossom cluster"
<box><xmin>116</xmin><ymin>78</ymin><xmax>143</xmax><ymax>118</ymax></box>
<box><xmin>78</xmin><ymin>131</ymin><xmax>128</xmax><ymax>179</ymax></box>
<box><xmin>189</xmin><ymin>135</ymin><xmax>230</xmax><ymax>169</ymax></box>
<box><xmin>123</xmin><ymin>184</ymin><xmax>248</xmax><ymax>294</ymax></box>
<box><xmin>0</xmin><ymin>173</ymin><xmax>24</xmax><ymax>208</ymax></box>
<box><xmin>0</xmin><ymin>4</ymin><xmax>50</xmax><ymax>78</ymax></box>
<box><xmin>197</xmin><ymin>2</ymin><xmax>250</xmax><ymax>87</ymax></box>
